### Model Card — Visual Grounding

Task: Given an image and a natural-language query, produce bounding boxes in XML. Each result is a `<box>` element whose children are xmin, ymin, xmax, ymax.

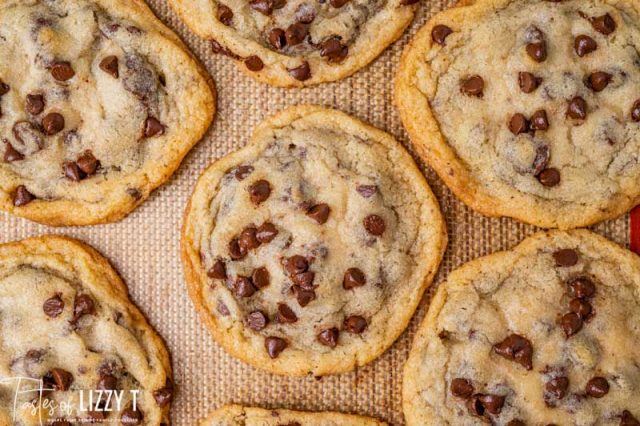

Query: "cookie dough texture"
<box><xmin>182</xmin><ymin>105</ymin><xmax>446</xmax><ymax>376</ymax></box>
<box><xmin>0</xmin><ymin>235</ymin><xmax>172</xmax><ymax>425</ymax></box>
<box><xmin>0</xmin><ymin>0</ymin><xmax>215</xmax><ymax>226</ymax></box>
<box><xmin>202</xmin><ymin>405</ymin><xmax>387</xmax><ymax>425</ymax></box>
<box><xmin>403</xmin><ymin>230</ymin><xmax>640</xmax><ymax>425</ymax></box>
<box><xmin>169</xmin><ymin>0</ymin><xmax>416</xmax><ymax>86</ymax></box>
<box><xmin>396</xmin><ymin>0</ymin><xmax>640</xmax><ymax>229</ymax></box>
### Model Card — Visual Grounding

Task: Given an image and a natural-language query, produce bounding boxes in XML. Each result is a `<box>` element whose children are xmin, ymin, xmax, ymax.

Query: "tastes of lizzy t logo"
<box><xmin>0</xmin><ymin>376</ymin><xmax>139</xmax><ymax>425</ymax></box>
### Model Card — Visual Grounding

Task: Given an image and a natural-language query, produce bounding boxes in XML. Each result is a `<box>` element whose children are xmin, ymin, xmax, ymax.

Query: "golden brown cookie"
<box><xmin>202</xmin><ymin>405</ymin><xmax>387</xmax><ymax>425</ymax></box>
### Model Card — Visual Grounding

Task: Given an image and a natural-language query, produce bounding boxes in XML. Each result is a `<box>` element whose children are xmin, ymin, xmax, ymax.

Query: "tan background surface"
<box><xmin>0</xmin><ymin>0</ymin><xmax>631</xmax><ymax>424</ymax></box>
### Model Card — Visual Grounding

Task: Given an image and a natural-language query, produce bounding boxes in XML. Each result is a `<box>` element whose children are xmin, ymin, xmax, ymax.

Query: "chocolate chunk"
<box><xmin>285</xmin><ymin>255</ymin><xmax>308</xmax><ymax>275</ymax></box>
<box><xmin>43</xmin><ymin>295</ymin><xmax>64</xmax><ymax>318</ymax></box>
<box><xmin>72</xmin><ymin>294</ymin><xmax>95</xmax><ymax>321</ymax></box>
<box><xmin>569</xmin><ymin>298</ymin><xmax>592</xmax><ymax>319</ymax></box>
<box><xmin>239</xmin><ymin>227</ymin><xmax>260</xmax><ymax>251</ymax></box>
<box><xmin>265</xmin><ymin>336</ymin><xmax>287</xmax><ymax>358</ymax></box>
<box><xmin>587</xmin><ymin>71</ymin><xmax>612</xmax><ymax>92</ymax></box>
<box><xmin>493</xmin><ymin>334</ymin><xmax>533</xmax><ymax>370</ymax></box>
<box><xmin>632</xmin><ymin>100</ymin><xmax>640</xmax><ymax>122</ymax></box>
<box><xmin>519</xmin><ymin>72</ymin><xmax>542</xmax><ymax>93</ymax></box>
<box><xmin>317</xmin><ymin>327</ymin><xmax>339</xmax><ymax>348</ymax></box>
<box><xmin>621</xmin><ymin>411</ymin><xmax>640</xmax><ymax>426</ymax></box>
<box><xmin>26</xmin><ymin>94</ymin><xmax>45</xmax><ymax>115</ymax></box>
<box><xmin>51</xmin><ymin>62</ymin><xmax>75</xmax><ymax>81</ymax></box>
<box><xmin>288</xmin><ymin>62</ymin><xmax>311</xmax><ymax>81</ymax></box>
<box><xmin>343</xmin><ymin>315</ymin><xmax>367</xmax><ymax>334</ymax></box>
<box><xmin>99</xmin><ymin>56</ymin><xmax>119</xmax><ymax>78</ymax></box>
<box><xmin>153</xmin><ymin>383</ymin><xmax>173</xmax><ymax>408</ymax></box>
<box><xmin>561</xmin><ymin>312</ymin><xmax>583</xmax><ymax>337</ymax></box>
<box><xmin>590</xmin><ymin>13</ymin><xmax>616</xmax><ymax>35</ymax></box>
<box><xmin>329</xmin><ymin>0</ymin><xmax>349</xmax><ymax>7</ymax></box>
<box><xmin>575</xmin><ymin>35</ymin><xmax>597</xmax><ymax>57</ymax></box>
<box><xmin>432</xmin><ymin>25</ymin><xmax>453</xmax><ymax>45</ymax></box>
<box><xmin>553</xmin><ymin>249</ymin><xmax>578</xmax><ymax>267</ymax></box>
<box><xmin>234</xmin><ymin>276</ymin><xmax>256</xmax><ymax>297</ymax></box>
<box><xmin>234</xmin><ymin>165</ymin><xmax>254</xmax><ymax>180</ymax></box>
<box><xmin>76</xmin><ymin>151</ymin><xmax>99</xmax><ymax>175</ymax></box>
<box><xmin>144</xmin><ymin>117</ymin><xmax>164</xmax><ymax>138</ymax></box>
<box><xmin>545</xmin><ymin>376</ymin><xmax>569</xmax><ymax>400</ymax></box>
<box><xmin>320</xmin><ymin>37</ymin><xmax>348</xmax><ymax>63</ymax></box>
<box><xmin>343</xmin><ymin>268</ymin><xmax>366</xmax><ymax>289</ymax></box>
<box><xmin>256</xmin><ymin>222</ymin><xmax>278</xmax><ymax>243</ymax></box>
<box><xmin>569</xmin><ymin>277</ymin><xmax>596</xmax><ymax>298</ymax></box>
<box><xmin>276</xmin><ymin>303</ymin><xmax>298</xmax><ymax>323</ymax></box>
<box><xmin>285</xmin><ymin>23</ymin><xmax>308</xmax><ymax>46</ymax></box>
<box><xmin>248</xmin><ymin>179</ymin><xmax>271</xmax><ymax>205</ymax></box>
<box><xmin>252</xmin><ymin>266</ymin><xmax>270</xmax><ymax>288</ymax></box>
<box><xmin>13</xmin><ymin>185</ymin><xmax>35</xmax><ymax>206</ymax></box>
<box><xmin>250</xmin><ymin>0</ymin><xmax>274</xmax><ymax>15</ymax></box>
<box><xmin>64</xmin><ymin>161</ymin><xmax>84</xmax><ymax>181</ymax></box>
<box><xmin>245</xmin><ymin>56</ymin><xmax>264</xmax><ymax>72</ymax></box>
<box><xmin>306</xmin><ymin>203</ymin><xmax>330</xmax><ymax>224</ymax></box>
<box><xmin>4</xmin><ymin>141</ymin><xmax>24</xmax><ymax>162</ymax></box>
<box><xmin>0</xmin><ymin>80</ymin><xmax>9</xmax><ymax>96</ymax></box>
<box><xmin>530</xmin><ymin>110</ymin><xmax>549</xmax><ymax>131</ymax></box>
<box><xmin>42</xmin><ymin>112</ymin><xmax>65</xmax><ymax>135</ymax></box>
<box><xmin>247</xmin><ymin>310</ymin><xmax>269</xmax><ymax>331</ymax></box>
<box><xmin>461</xmin><ymin>75</ymin><xmax>484</xmax><ymax>97</ymax></box>
<box><xmin>538</xmin><ymin>168</ymin><xmax>560</xmax><ymax>187</ymax></box>
<box><xmin>526</xmin><ymin>41</ymin><xmax>547</xmax><ymax>62</ymax></box>
<box><xmin>291</xmin><ymin>271</ymin><xmax>315</xmax><ymax>288</ymax></box>
<box><xmin>269</xmin><ymin>28</ymin><xmax>287</xmax><ymax>49</ymax></box>
<box><xmin>97</xmin><ymin>374</ymin><xmax>118</xmax><ymax>391</ymax></box>
<box><xmin>585</xmin><ymin>376</ymin><xmax>609</xmax><ymax>397</ymax></box>
<box><xmin>120</xmin><ymin>407</ymin><xmax>143</xmax><ymax>425</ymax></box>
<box><xmin>567</xmin><ymin>96</ymin><xmax>587</xmax><ymax>120</ymax></box>
<box><xmin>292</xmin><ymin>285</ymin><xmax>316</xmax><ymax>307</ymax></box>
<box><xmin>228</xmin><ymin>238</ymin><xmax>247</xmax><ymax>260</ymax></box>
<box><xmin>217</xmin><ymin>4</ymin><xmax>233</xmax><ymax>25</ymax></box>
<box><xmin>363</xmin><ymin>214</ymin><xmax>385</xmax><ymax>236</ymax></box>
<box><xmin>207</xmin><ymin>260</ymin><xmax>227</xmax><ymax>279</ymax></box>
<box><xmin>509</xmin><ymin>113</ymin><xmax>529</xmax><ymax>135</ymax></box>
<box><xmin>356</xmin><ymin>185</ymin><xmax>377</xmax><ymax>198</ymax></box>
<box><xmin>450</xmin><ymin>378</ymin><xmax>474</xmax><ymax>398</ymax></box>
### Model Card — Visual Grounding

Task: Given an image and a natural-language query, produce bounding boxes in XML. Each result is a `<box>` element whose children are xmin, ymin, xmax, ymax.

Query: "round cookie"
<box><xmin>403</xmin><ymin>230</ymin><xmax>640</xmax><ymax>425</ymax></box>
<box><xmin>182</xmin><ymin>105</ymin><xmax>446</xmax><ymax>376</ymax></box>
<box><xmin>0</xmin><ymin>0</ymin><xmax>215</xmax><ymax>226</ymax></box>
<box><xmin>0</xmin><ymin>235</ymin><xmax>173</xmax><ymax>424</ymax></box>
<box><xmin>202</xmin><ymin>405</ymin><xmax>387</xmax><ymax>425</ymax></box>
<box><xmin>396</xmin><ymin>0</ymin><xmax>640</xmax><ymax>229</ymax></box>
<box><xmin>169</xmin><ymin>0</ymin><xmax>417</xmax><ymax>87</ymax></box>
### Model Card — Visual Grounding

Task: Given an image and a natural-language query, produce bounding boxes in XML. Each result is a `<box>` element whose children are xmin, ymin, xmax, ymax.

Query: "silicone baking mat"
<box><xmin>0</xmin><ymin>0</ymin><xmax>630</xmax><ymax>424</ymax></box>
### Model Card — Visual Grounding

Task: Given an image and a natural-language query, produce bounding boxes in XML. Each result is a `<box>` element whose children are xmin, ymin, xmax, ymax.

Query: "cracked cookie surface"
<box><xmin>0</xmin><ymin>235</ymin><xmax>172</xmax><ymax>425</ymax></box>
<box><xmin>181</xmin><ymin>105</ymin><xmax>446</xmax><ymax>376</ymax></box>
<box><xmin>396</xmin><ymin>0</ymin><xmax>640</xmax><ymax>229</ymax></box>
<box><xmin>0</xmin><ymin>0</ymin><xmax>215</xmax><ymax>226</ymax></box>
<box><xmin>202</xmin><ymin>404</ymin><xmax>387</xmax><ymax>425</ymax></box>
<box><xmin>403</xmin><ymin>230</ymin><xmax>640</xmax><ymax>425</ymax></box>
<box><xmin>169</xmin><ymin>0</ymin><xmax>416</xmax><ymax>86</ymax></box>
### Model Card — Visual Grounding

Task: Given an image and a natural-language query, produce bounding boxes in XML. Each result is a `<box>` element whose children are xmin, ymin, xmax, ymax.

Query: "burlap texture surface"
<box><xmin>0</xmin><ymin>0</ymin><xmax>630</xmax><ymax>424</ymax></box>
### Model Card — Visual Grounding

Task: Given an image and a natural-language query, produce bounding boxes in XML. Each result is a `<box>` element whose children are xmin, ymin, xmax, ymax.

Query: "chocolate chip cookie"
<box><xmin>396</xmin><ymin>0</ymin><xmax>640</xmax><ymax>229</ymax></box>
<box><xmin>403</xmin><ymin>230</ymin><xmax>640</xmax><ymax>425</ymax></box>
<box><xmin>202</xmin><ymin>405</ymin><xmax>387</xmax><ymax>425</ymax></box>
<box><xmin>182</xmin><ymin>105</ymin><xmax>446</xmax><ymax>376</ymax></box>
<box><xmin>169</xmin><ymin>0</ymin><xmax>417</xmax><ymax>86</ymax></box>
<box><xmin>0</xmin><ymin>0</ymin><xmax>215</xmax><ymax>226</ymax></box>
<box><xmin>0</xmin><ymin>235</ymin><xmax>172</xmax><ymax>424</ymax></box>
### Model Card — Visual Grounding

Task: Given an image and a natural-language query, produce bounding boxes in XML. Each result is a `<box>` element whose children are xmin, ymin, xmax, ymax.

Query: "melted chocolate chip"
<box><xmin>228</xmin><ymin>238</ymin><xmax>247</xmax><ymax>260</ymax></box>
<box><xmin>42</xmin><ymin>112</ymin><xmax>65</xmax><ymax>135</ymax></box>
<box><xmin>48</xmin><ymin>368</ymin><xmax>74</xmax><ymax>391</ymax></box>
<box><xmin>285</xmin><ymin>255</ymin><xmax>308</xmax><ymax>275</ymax></box>
<box><xmin>569</xmin><ymin>298</ymin><xmax>592</xmax><ymax>319</ymax></box>
<box><xmin>532</xmin><ymin>145</ymin><xmax>550</xmax><ymax>174</ymax></box>
<box><xmin>208</xmin><ymin>260</ymin><xmax>227</xmax><ymax>279</ymax></box>
<box><xmin>288</xmin><ymin>62</ymin><xmax>311</xmax><ymax>81</ymax></box>
<box><xmin>248</xmin><ymin>179</ymin><xmax>271</xmax><ymax>205</ymax></box>
<box><xmin>26</xmin><ymin>94</ymin><xmax>45</xmax><ymax>115</ymax></box>
<box><xmin>509</xmin><ymin>113</ymin><xmax>529</xmax><ymax>135</ymax></box>
<box><xmin>632</xmin><ymin>100</ymin><xmax>640</xmax><ymax>122</ymax></box>
<box><xmin>217</xmin><ymin>4</ymin><xmax>233</xmax><ymax>25</ymax></box>
<box><xmin>51</xmin><ymin>62</ymin><xmax>75</xmax><ymax>81</ymax></box>
<box><xmin>467</xmin><ymin>393</ymin><xmax>505</xmax><ymax>416</ymax></box>
<box><xmin>291</xmin><ymin>271</ymin><xmax>315</xmax><ymax>288</ymax></box>
<box><xmin>43</xmin><ymin>295</ymin><xmax>64</xmax><ymax>318</ymax></box>
<box><xmin>265</xmin><ymin>336</ymin><xmax>287</xmax><ymax>358</ymax></box>
<box><xmin>343</xmin><ymin>315</ymin><xmax>367</xmax><ymax>334</ymax></box>
<box><xmin>234</xmin><ymin>165</ymin><xmax>254</xmax><ymax>180</ymax></box>
<box><xmin>343</xmin><ymin>267</ymin><xmax>366</xmax><ymax>289</ymax></box>
<box><xmin>292</xmin><ymin>285</ymin><xmax>316</xmax><ymax>307</ymax></box>
<box><xmin>493</xmin><ymin>334</ymin><xmax>533</xmax><ymax>370</ymax></box>
<box><xmin>432</xmin><ymin>25</ymin><xmax>453</xmax><ymax>45</ymax></box>
<box><xmin>269</xmin><ymin>28</ymin><xmax>287</xmax><ymax>49</ymax></box>
<box><xmin>538</xmin><ymin>168</ymin><xmax>560</xmax><ymax>187</ymax></box>
<box><xmin>585</xmin><ymin>376</ymin><xmax>609</xmax><ymax>397</ymax></box>
<box><xmin>276</xmin><ymin>303</ymin><xmax>298</xmax><ymax>323</ymax></box>
<box><xmin>0</xmin><ymin>80</ymin><xmax>9</xmax><ymax>96</ymax></box>
<box><xmin>363</xmin><ymin>214</ymin><xmax>385</xmax><ymax>235</ymax></box>
<box><xmin>307</xmin><ymin>203</ymin><xmax>330</xmax><ymax>224</ymax></box>
<box><xmin>530</xmin><ymin>110</ymin><xmax>549</xmax><ymax>131</ymax></box>
<box><xmin>575</xmin><ymin>35</ymin><xmax>597</xmax><ymax>57</ymax></box>
<box><xmin>99</xmin><ymin>56</ymin><xmax>119</xmax><ymax>78</ymax></box>
<box><xmin>245</xmin><ymin>56</ymin><xmax>264</xmax><ymax>72</ymax></box>
<box><xmin>567</xmin><ymin>96</ymin><xmax>587</xmax><ymax>120</ymax></box>
<box><xmin>234</xmin><ymin>276</ymin><xmax>256</xmax><ymax>297</ymax></box>
<box><xmin>329</xmin><ymin>0</ymin><xmax>349</xmax><ymax>7</ymax></box>
<box><xmin>553</xmin><ymin>248</ymin><xmax>578</xmax><ymax>267</ymax></box>
<box><xmin>317</xmin><ymin>327</ymin><xmax>339</xmax><ymax>348</ymax></box>
<box><xmin>507</xmin><ymin>421</ymin><xmax>526</xmax><ymax>426</ymax></box>
<box><xmin>13</xmin><ymin>185</ymin><xmax>35</xmax><ymax>206</ymax></box>
<box><xmin>285</xmin><ymin>23</ymin><xmax>308</xmax><ymax>46</ymax></box>
<box><xmin>76</xmin><ymin>151</ymin><xmax>99</xmax><ymax>175</ymax></box>
<box><xmin>144</xmin><ymin>117</ymin><xmax>164</xmax><ymax>138</ymax></box>
<box><xmin>252</xmin><ymin>266</ymin><xmax>270</xmax><ymax>288</ymax></box>
<box><xmin>239</xmin><ymin>227</ymin><xmax>260</xmax><ymax>251</ymax></box>
<box><xmin>256</xmin><ymin>222</ymin><xmax>278</xmax><ymax>243</ymax></box>
<box><xmin>72</xmin><ymin>294</ymin><xmax>95</xmax><ymax>322</ymax></box>
<box><xmin>519</xmin><ymin>72</ymin><xmax>542</xmax><ymax>93</ymax></box>
<box><xmin>64</xmin><ymin>161</ymin><xmax>84</xmax><ymax>181</ymax></box>
<box><xmin>97</xmin><ymin>374</ymin><xmax>118</xmax><ymax>391</ymax></box>
<box><xmin>153</xmin><ymin>383</ymin><xmax>173</xmax><ymax>408</ymax></box>
<box><xmin>450</xmin><ymin>378</ymin><xmax>474</xmax><ymax>398</ymax></box>
<box><xmin>356</xmin><ymin>185</ymin><xmax>377</xmax><ymax>198</ymax></box>
<box><xmin>4</xmin><ymin>141</ymin><xmax>24</xmax><ymax>162</ymax></box>
<box><xmin>526</xmin><ymin>41</ymin><xmax>547</xmax><ymax>62</ymax></box>
<box><xmin>320</xmin><ymin>37</ymin><xmax>348</xmax><ymax>63</ymax></box>
<box><xmin>621</xmin><ymin>411</ymin><xmax>640</xmax><ymax>426</ymax></box>
<box><xmin>120</xmin><ymin>407</ymin><xmax>143</xmax><ymax>425</ymax></box>
<box><xmin>587</xmin><ymin>71</ymin><xmax>612</xmax><ymax>92</ymax></box>
<box><xmin>461</xmin><ymin>75</ymin><xmax>484</xmax><ymax>97</ymax></box>
<box><xmin>590</xmin><ymin>13</ymin><xmax>616</xmax><ymax>35</ymax></box>
<box><xmin>561</xmin><ymin>312</ymin><xmax>583</xmax><ymax>337</ymax></box>
<box><xmin>569</xmin><ymin>277</ymin><xmax>596</xmax><ymax>298</ymax></box>
<box><xmin>247</xmin><ymin>310</ymin><xmax>269</xmax><ymax>331</ymax></box>
<box><xmin>545</xmin><ymin>376</ymin><xmax>569</xmax><ymax>400</ymax></box>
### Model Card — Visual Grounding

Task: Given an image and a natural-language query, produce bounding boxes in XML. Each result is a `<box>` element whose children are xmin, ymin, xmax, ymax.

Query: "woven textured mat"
<box><xmin>0</xmin><ymin>0</ymin><xmax>630</xmax><ymax>424</ymax></box>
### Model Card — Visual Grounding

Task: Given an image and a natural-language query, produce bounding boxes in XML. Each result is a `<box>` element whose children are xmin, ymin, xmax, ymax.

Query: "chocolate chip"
<box><xmin>48</xmin><ymin>368</ymin><xmax>74</xmax><ymax>391</ymax></box>
<box><xmin>590</xmin><ymin>13</ymin><xmax>616</xmax><ymax>35</ymax></box>
<box><xmin>285</xmin><ymin>255</ymin><xmax>308</xmax><ymax>275</ymax></box>
<box><xmin>343</xmin><ymin>267</ymin><xmax>366</xmax><ymax>289</ymax></box>
<box><xmin>42</xmin><ymin>112</ymin><xmax>65</xmax><ymax>135</ymax></box>
<box><xmin>567</xmin><ymin>96</ymin><xmax>587</xmax><ymax>120</ymax></box>
<box><xmin>234</xmin><ymin>276</ymin><xmax>256</xmax><ymax>297</ymax></box>
<box><xmin>256</xmin><ymin>222</ymin><xmax>278</xmax><ymax>243</ymax></box>
<box><xmin>587</xmin><ymin>71</ymin><xmax>612</xmax><ymax>92</ymax></box>
<box><xmin>343</xmin><ymin>315</ymin><xmax>367</xmax><ymax>334</ymax></box>
<box><xmin>467</xmin><ymin>394</ymin><xmax>485</xmax><ymax>416</ymax></box>
<box><xmin>208</xmin><ymin>260</ymin><xmax>227</xmax><ymax>279</ymax></box>
<box><xmin>292</xmin><ymin>285</ymin><xmax>316</xmax><ymax>306</ymax></box>
<box><xmin>363</xmin><ymin>214</ymin><xmax>385</xmax><ymax>236</ymax></box>
<box><xmin>153</xmin><ymin>383</ymin><xmax>173</xmax><ymax>408</ymax></box>
<box><xmin>461</xmin><ymin>75</ymin><xmax>484</xmax><ymax>97</ymax></box>
<box><xmin>307</xmin><ymin>203</ymin><xmax>330</xmax><ymax>224</ymax></box>
<box><xmin>561</xmin><ymin>312</ymin><xmax>583</xmax><ymax>337</ymax></box>
<box><xmin>72</xmin><ymin>294</ymin><xmax>95</xmax><ymax>322</ymax></box>
<box><xmin>538</xmin><ymin>168</ymin><xmax>560</xmax><ymax>187</ymax></box>
<box><xmin>63</xmin><ymin>161</ymin><xmax>84</xmax><ymax>181</ymax></box>
<box><xmin>317</xmin><ymin>327</ymin><xmax>339</xmax><ymax>348</ymax></box>
<box><xmin>450</xmin><ymin>378</ymin><xmax>474</xmax><ymax>398</ymax></box>
<box><xmin>632</xmin><ymin>100</ymin><xmax>640</xmax><ymax>122</ymax></box>
<box><xmin>519</xmin><ymin>72</ymin><xmax>542</xmax><ymax>93</ymax></box>
<box><xmin>569</xmin><ymin>277</ymin><xmax>596</xmax><ymax>298</ymax></box>
<box><xmin>239</xmin><ymin>227</ymin><xmax>260</xmax><ymax>251</ymax></box>
<box><xmin>97</xmin><ymin>374</ymin><xmax>118</xmax><ymax>391</ymax></box>
<box><xmin>569</xmin><ymin>298</ymin><xmax>592</xmax><ymax>319</ymax></box>
<box><xmin>288</xmin><ymin>62</ymin><xmax>311</xmax><ymax>81</ymax></box>
<box><xmin>247</xmin><ymin>310</ymin><xmax>269</xmax><ymax>331</ymax></box>
<box><xmin>252</xmin><ymin>267</ymin><xmax>270</xmax><ymax>288</ymax></box>
<box><xmin>532</xmin><ymin>145</ymin><xmax>550</xmax><ymax>174</ymax></box>
<box><xmin>99</xmin><ymin>56</ymin><xmax>119</xmax><ymax>78</ymax></box>
<box><xmin>432</xmin><ymin>25</ymin><xmax>453</xmax><ymax>45</ymax></box>
<box><xmin>530</xmin><ymin>110</ymin><xmax>549</xmax><ymax>131</ymax></box>
<box><xmin>575</xmin><ymin>35</ymin><xmax>597</xmax><ymax>57</ymax></box>
<box><xmin>234</xmin><ymin>165</ymin><xmax>254</xmax><ymax>180</ymax></box>
<box><xmin>553</xmin><ymin>249</ymin><xmax>578</xmax><ymax>267</ymax></box>
<box><xmin>0</xmin><ymin>80</ymin><xmax>9</xmax><ymax>96</ymax></box>
<box><xmin>120</xmin><ymin>407</ymin><xmax>143</xmax><ymax>425</ymax></box>
<box><xmin>507</xmin><ymin>421</ymin><xmax>526</xmax><ymax>426</ymax></box>
<box><xmin>356</xmin><ymin>185</ymin><xmax>377</xmax><ymax>198</ymax></box>
<box><xmin>285</xmin><ymin>23</ymin><xmax>308</xmax><ymax>46</ymax></box>
<box><xmin>276</xmin><ymin>303</ymin><xmax>298</xmax><ymax>323</ymax></box>
<box><xmin>269</xmin><ymin>28</ymin><xmax>287</xmax><ymax>49</ymax></box>
<box><xmin>585</xmin><ymin>376</ymin><xmax>609</xmax><ymax>397</ymax></box>
<box><xmin>26</xmin><ymin>94</ymin><xmax>45</xmax><ymax>115</ymax></box>
<box><xmin>467</xmin><ymin>394</ymin><xmax>505</xmax><ymax>416</ymax></box>
<box><xmin>621</xmin><ymin>411</ymin><xmax>640</xmax><ymax>426</ymax></box>
<box><xmin>329</xmin><ymin>0</ymin><xmax>349</xmax><ymax>7</ymax></box>
<box><xmin>43</xmin><ymin>295</ymin><xmax>64</xmax><ymax>318</ymax></box>
<box><xmin>250</xmin><ymin>0</ymin><xmax>274</xmax><ymax>15</ymax></box>
<box><xmin>51</xmin><ymin>62</ymin><xmax>75</xmax><ymax>81</ymax></box>
<box><xmin>76</xmin><ymin>151</ymin><xmax>99</xmax><ymax>175</ymax></box>
<box><xmin>13</xmin><ymin>185</ymin><xmax>35</xmax><ymax>206</ymax></box>
<box><xmin>265</xmin><ymin>336</ymin><xmax>287</xmax><ymax>358</ymax></box>
<box><xmin>320</xmin><ymin>37</ymin><xmax>348</xmax><ymax>63</ymax></box>
<box><xmin>245</xmin><ymin>56</ymin><xmax>264</xmax><ymax>72</ymax></box>
<box><xmin>545</xmin><ymin>376</ymin><xmax>569</xmax><ymax>400</ymax></box>
<box><xmin>493</xmin><ymin>334</ymin><xmax>533</xmax><ymax>370</ymax></box>
<box><xmin>144</xmin><ymin>117</ymin><xmax>164</xmax><ymax>138</ymax></box>
<box><xmin>526</xmin><ymin>41</ymin><xmax>547</xmax><ymax>62</ymax></box>
<box><xmin>228</xmin><ymin>238</ymin><xmax>247</xmax><ymax>260</ymax></box>
<box><xmin>509</xmin><ymin>113</ymin><xmax>529</xmax><ymax>135</ymax></box>
<box><xmin>217</xmin><ymin>4</ymin><xmax>233</xmax><ymax>25</ymax></box>
<box><xmin>291</xmin><ymin>271</ymin><xmax>315</xmax><ymax>288</ymax></box>
<box><xmin>217</xmin><ymin>300</ymin><xmax>230</xmax><ymax>316</ymax></box>
<box><xmin>248</xmin><ymin>179</ymin><xmax>271</xmax><ymax>205</ymax></box>
<box><xmin>4</xmin><ymin>141</ymin><xmax>24</xmax><ymax>162</ymax></box>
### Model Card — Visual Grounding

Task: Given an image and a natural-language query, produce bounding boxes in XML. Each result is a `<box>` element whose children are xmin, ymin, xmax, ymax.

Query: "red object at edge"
<box><xmin>631</xmin><ymin>205</ymin><xmax>640</xmax><ymax>255</ymax></box>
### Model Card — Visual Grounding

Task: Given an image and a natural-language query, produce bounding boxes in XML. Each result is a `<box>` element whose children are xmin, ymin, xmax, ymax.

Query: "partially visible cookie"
<box><xmin>0</xmin><ymin>0</ymin><xmax>215</xmax><ymax>226</ymax></box>
<box><xmin>169</xmin><ymin>0</ymin><xmax>417</xmax><ymax>87</ymax></box>
<box><xmin>182</xmin><ymin>105</ymin><xmax>446</xmax><ymax>376</ymax></box>
<box><xmin>396</xmin><ymin>0</ymin><xmax>640</xmax><ymax>229</ymax></box>
<box><xmin>0</xmin><ymin>235</ymin><xmax>173</xmax><ymax>424</ymax></box>
<box><xmin>403</xmin><ymin>230</ymin><xmax>640</xmax><ymax>425</ymax></box>
<box><xmin>202</xmin><ymin>405</ymin><xmax>387</xmax><ymax>425</ymax></box>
